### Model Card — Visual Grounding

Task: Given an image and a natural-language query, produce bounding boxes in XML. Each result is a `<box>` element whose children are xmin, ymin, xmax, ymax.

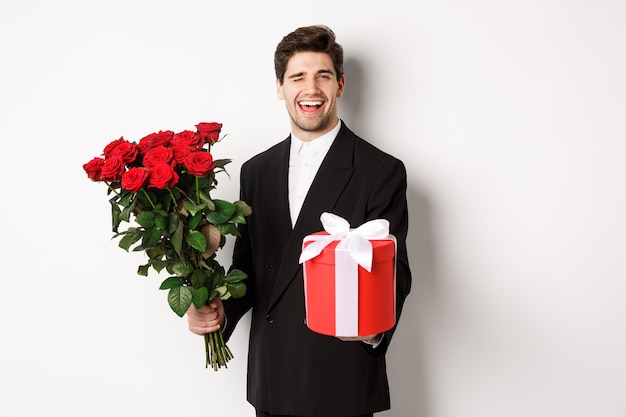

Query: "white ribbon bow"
<box><xmin>299</xmin><ymin>212</ymin><xmax>390</xmax><ymax>272</ymax></box>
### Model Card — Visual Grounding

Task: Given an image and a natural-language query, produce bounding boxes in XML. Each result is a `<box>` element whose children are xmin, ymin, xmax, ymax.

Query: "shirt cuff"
<box><xmin>362</xmin><ymin>333</ymin><xmax>384</xmax><ymax>348</ymax></box>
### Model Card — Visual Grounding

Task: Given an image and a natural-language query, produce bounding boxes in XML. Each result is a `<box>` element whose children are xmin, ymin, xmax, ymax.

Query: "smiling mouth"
<box><xmin>298</xmin><ymin>100</ymin><xmax>323</xmax><ymax>114</ymax></box>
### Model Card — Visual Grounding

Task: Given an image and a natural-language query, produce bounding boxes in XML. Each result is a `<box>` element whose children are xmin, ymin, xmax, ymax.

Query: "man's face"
<box><xmin>276</xmin><ymin>51</ymin><xmax>345</xmax><ymax>142</ymax></box>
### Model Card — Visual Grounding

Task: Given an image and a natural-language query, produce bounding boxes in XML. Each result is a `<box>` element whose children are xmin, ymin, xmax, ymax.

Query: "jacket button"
<box><xmin>265</xmin><ymin>263</ymin><xmax>273</xmax><ymax>270</ymax></box>
<box><xmin>265</xmin><ymin>314</ymin><xmax>274</xmax><ymax>323</ymax></box>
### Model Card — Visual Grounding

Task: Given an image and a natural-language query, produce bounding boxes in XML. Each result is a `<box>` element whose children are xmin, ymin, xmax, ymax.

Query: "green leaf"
<box><xmin>224</xmin><ymin>269</ymin><xmax>248</xmax><ymax>283</ymax></box>
<box><xmin>205</xmin><ymin>198</ymin><xmax>216</xmax><ymax>211</ymax></box>
<box><xmin>141</xmin><ymin>226</ymin><xmax>161</xmax><ymax>248</ymax></box>
<box><xmin>213</xmin><ymin>286</ymin><xmax>228</xmax><ymax>297</ymax></box>
<box><xmin>197</xmin><ymin>174</ymin><xmax>214</xmax><ymax>188</ymax></box>
<box><xmin>191</xmin><ymin>287</ymin><xmax>209</xmax><ymax>309</ymax></box>
<box><xmin>159</xmin><ymin>276</ymin><xmax>184</xmax><ymax>290</ymax></box>
<box><xmin>137</xmin><ymin>264</ymin><xmax>150</xmax><ymax>276</ymax></box>
<box><xmin>234</xmin><ymin>200</ymin><xmax>252</xmax><ymax>217</ymax></box>
<box><xmin>171</xmin><ymin>260</ymin><xmax>194</xmax><ymax>277</ymax></box>
<box><xmin>186</xmin><ymin>230</ymin><xmax>207</xmax><ymax>252</ymax></box>
<box><xmin>145</xmin><ymin>246</ymin><xmax>164</xmax><ymax>259</ymax></box>
<box><xmin>149</xmin><ymin>260</ymin><xmax>167</xmax><ymax>273</ymax></box>
<box><xmin>168</xmin><ymin>213</ymin><xmax>179</xmax><ymax>235</ymax></box>
<box><xmin>119</xmin><ymin>199</ymin><xmax>136</xmax><ymax>222</ymax></box>
<box><xmin>229</xmin><ymin>211</ymin><xmax>247</xmax><ymax>224</ymax></box>
<box><xmin>154</xmin><ymin>214</ymin><xmax>168</xmax><ymax>230</ymax></box>
<box><xmin>161</xmin><ymin>192</ymin><xmax>173</xmax><ymax>213</ymax></box>
<box><xmin>183</xmin><ymin>200</ymin><xmax>207</xmax><ymax>217</ymax></box>
<box><xmin>205</xmin><ymin>200</ymin><xmax>237</xmax><ymax>224</ymax></box>
<box><xmin>188</xmin><ymin>212</ymin><xmax>203</xmax><ymax>230</ymax></box>
<box><xmin>168</xmin><ymin>286</ymin><xmax>193</xmax><ymax>317</ymax></box>
<box><xmin>110</xmin><ymin>201</ymin><xmax>122</xmax><ymax>232</ymax></box>
<box><xmin>136</xmin><ymin>211</ymin><xmax>156</xmax><ymax>228</ymax></box>
<box><xmin>226</xmin><ymin>282</ymin><xmax>246</xmax><ymax>298</ymax></box>
<box><xmin>171</xmin><ymin>261</ymin><xmax>193</xmax><ymax>277</ymax></box>
<box><xmin>217</xmin><ymin>223</ymin><xmax>238</xmax><ymax>236</ymax></box>
<box><xmin>189</xmin><ymin>269</ymin><xmax>207</xmax><ymax>288</ymax></box>
<box><xmin>119</xmin><ymin>190</ymin><xmax>133</xmax><ymax>206</ymax></box>
<box><xmin>118</xmin><ymin>229</ymin><xmax>142</xmax><ymax>251</ymax></box>
<box><xmin>198</xmin><ymin>189</ymin><xmax>213</xmax><ymax>205</ymax></box>
<box><xmin>211</xmin><ymin>274</ymin><xmax>223</xmax><ymax>289</ymax></box>
<box><xmin>172</xmin><ymin>220</ymin><xmax>183</xmax><ymax>255</ymax></box>
<box><xmin>213</xmin><ymin>158</ymin><xmax>232</xmax><ymax>169</ymax></box>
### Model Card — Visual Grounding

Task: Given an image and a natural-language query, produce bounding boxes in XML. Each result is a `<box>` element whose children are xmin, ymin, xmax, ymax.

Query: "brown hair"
<box><xmin>274</xmin><ymin>25</ymin><xmax>344</xmax><ymax>84</ymax></box>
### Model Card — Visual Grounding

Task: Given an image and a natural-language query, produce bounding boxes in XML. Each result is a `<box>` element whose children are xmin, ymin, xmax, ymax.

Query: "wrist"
<box><xmin>362</xmin><ymin>333</ymin><xmax>383</xmax><ymax>346</ymax></box>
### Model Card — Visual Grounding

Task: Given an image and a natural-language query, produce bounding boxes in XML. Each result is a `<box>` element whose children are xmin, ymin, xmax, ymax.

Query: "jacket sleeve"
<box><xmin>362</xmin><ymin>156</ymin><xmax>412</xmax><ymax>354</ymax></box>
<box><xmin>221</xmin><ymin>169</ymin><xmax>255</xmax><ymax>342</ymax></box>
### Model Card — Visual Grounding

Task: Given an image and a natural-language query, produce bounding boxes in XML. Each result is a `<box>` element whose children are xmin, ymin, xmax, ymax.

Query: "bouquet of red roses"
<box><xmin>83</xmin><ymin>122</ymin><xmax>251</xmax><ymax>371</ymax></box>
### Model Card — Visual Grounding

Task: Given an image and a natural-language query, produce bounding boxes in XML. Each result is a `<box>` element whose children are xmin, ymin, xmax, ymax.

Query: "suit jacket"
<box><xmin>223</xmin><ymin>122</ymin><xmax>412</xmax><ymax>417</ymax></box>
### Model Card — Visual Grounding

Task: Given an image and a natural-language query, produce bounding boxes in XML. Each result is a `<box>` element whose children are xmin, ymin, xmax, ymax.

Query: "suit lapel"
<box><xmin>268</xmin><ymin>126</ymin><xmax>356</xmax><ymax>310</ymax></box>
<box><xmin>262</xmin><ymin>138</ymin><xmax>293</xmax><ymax>254</ymax></box>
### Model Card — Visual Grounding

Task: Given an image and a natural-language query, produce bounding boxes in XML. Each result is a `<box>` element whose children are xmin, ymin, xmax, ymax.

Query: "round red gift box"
<box><xmin>302</xmin><ymin>232</ymin><xmax>396</xmax><ymax>337</ymax></box>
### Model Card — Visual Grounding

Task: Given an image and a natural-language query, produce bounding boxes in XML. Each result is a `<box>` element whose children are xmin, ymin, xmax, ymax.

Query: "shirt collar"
<box><xmin>290</xmin><ymin>119</ymin><xmax>342</xmax><ymax>157</ymax></box>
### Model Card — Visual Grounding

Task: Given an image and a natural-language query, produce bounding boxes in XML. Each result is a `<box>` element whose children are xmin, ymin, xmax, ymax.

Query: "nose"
<box><xmin>302</xmin><ymin>76</ymin><xmax>321</xmax><ymax>93</ymax></box>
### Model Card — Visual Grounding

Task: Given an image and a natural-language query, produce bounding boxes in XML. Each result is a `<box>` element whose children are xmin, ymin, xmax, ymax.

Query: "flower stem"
<box><xmin>167</xmin><ymin>188</ymin><xmax>178</xmax><ymax>209</ymax></box>
<box><xmin>105</xmin><ymin>182</ymin><xmax>121</xmax><ymax>198</ymax></box>
<box><xmin>204</xmin><ymin>333</ymin><xmax>209</xmax><ymax>367</ymax></box>
<box><xmin>204</xmin><ymin>330</ymin><xmax>231</xmax><ymax>371</ymax></box>
<box><xmin>218</xmin><ymin>330</ymin><xmax>233</xmax><ymax>360</ymax></box>
<box><xmin>195</xmin><ymin>177</ymin><xmax>200</xmax><ymax>205</ymax></box>
<box><xmin>140</xmin><ymin>188</ymin><xmax>157</xmax><ymax>211</ymax></box>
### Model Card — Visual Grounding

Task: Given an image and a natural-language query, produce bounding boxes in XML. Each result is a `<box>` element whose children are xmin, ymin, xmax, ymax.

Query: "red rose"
<box><xmin>102</xmin><ymin>137</ymin><xmax>126</xmax><ymax>158</ymax></box>
<box><xmin>83</xmin><ymin>157</ymin><xmax>105</xmax><ymax>180</ymax></box>
<box><xmin>143</xmin><ymin>146</ymin><xmax>174</xmax><ymax>168</ymax></box>
<box><xmin>172</xmin><ymin>144</ymin><xmax>193</xmax><ymax>164</ymax></box>
<box><xmin>185</xmin><ymin>151</ymin><xmax>216</xmax><ymax>176</ymax></box>
<box><xmin>148</xmin><ymin>163</ymin><xmax>179</xmax><ymax>189</ymax></box>
<box><xmin>100</xmin><ymin>156</ymin><xmax>125</xmax><ymax>182</ymax></box>
<box><xmin>110</xmin><ymin>140</ymin><xmax>139</xmax><ymax>164</ymax></box>
<box><xmin>195</xmin><ymin>122</ymin><xmax>222</xmax><ymax>145</ymax></box>
<box><xmin>172</xmin><ymin>130</ymin><xmax>203</xmax><ymax>149</ymax></box>
<box><xmin>138</xmin><ymin>130</ymin><xmax>174</xmax><ymax>155</ymax></box>
<box><xmin>121</xmin><ymin>167</ymin><xmax>149</xmax><ymax>193</ymax></box>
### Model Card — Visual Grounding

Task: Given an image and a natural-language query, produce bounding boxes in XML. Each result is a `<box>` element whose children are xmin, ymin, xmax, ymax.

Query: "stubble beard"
<box><xmin>290</xmin><ymin>109</ymin><xmax>335</xmax><ymax>134</ymax></box>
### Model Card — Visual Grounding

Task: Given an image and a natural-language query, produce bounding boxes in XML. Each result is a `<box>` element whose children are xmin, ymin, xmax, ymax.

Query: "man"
<box><xmin>187</xmin><ymin>25</ymin><xmax>412</xmax><ymax>417</ymax></box>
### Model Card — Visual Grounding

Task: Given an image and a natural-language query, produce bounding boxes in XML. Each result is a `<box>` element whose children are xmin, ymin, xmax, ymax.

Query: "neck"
<box><xmin>292</xmin><ymin>118</ymin><xmax>341</xmax><ymax>142</ymax></box>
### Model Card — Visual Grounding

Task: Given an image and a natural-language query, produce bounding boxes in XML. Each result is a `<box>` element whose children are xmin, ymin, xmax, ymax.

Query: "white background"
<box><xmin>1</xmin><ymin>1</ymin><xmax>625</xmax><ymax>416</ymax></box>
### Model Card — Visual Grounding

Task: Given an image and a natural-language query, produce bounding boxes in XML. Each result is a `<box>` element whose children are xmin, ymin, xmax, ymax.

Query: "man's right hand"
<box><xmin>186</xmin><ymin>298</ymin><xmax>225</xmax><ymax>335</ymax></box>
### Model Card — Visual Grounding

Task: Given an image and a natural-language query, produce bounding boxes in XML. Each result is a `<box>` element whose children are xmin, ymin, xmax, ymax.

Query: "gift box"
<box><xmin>299</xmin><ymin>213</ymin><xmax>397</xmax><ymax>337</ymax></box>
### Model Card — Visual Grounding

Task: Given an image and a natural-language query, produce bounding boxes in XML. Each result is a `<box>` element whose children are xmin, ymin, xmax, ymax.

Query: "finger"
<box><xmin>188</xmin><ymin>317</ymin><xmax>222</xmax><ymax>333</ymax></box>
<box><xmin>187</xmin><ymin>304</ymin><xmax>212</xmax><ymax>316</ymax></box>
<box><xmin>188</xmin><ymin>324</ymin><xmax>221</xmax><ymax>336</ymax></box>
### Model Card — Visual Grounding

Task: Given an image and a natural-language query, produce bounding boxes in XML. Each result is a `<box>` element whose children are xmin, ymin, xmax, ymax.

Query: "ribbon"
<box><xmin>300</xmin><ymin>212</ymin><xmax>391</xmax><ymax>336</ymax></box>
<box><xmin>299</xmin><ymin>212</ymin><xmax>390</xmax><ymax>272</ymax></box>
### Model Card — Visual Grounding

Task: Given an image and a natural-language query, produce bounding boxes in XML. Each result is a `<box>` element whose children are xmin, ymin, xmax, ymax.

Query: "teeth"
<box><xmin>299</xmin><ymin>101</ymin><xmax>322</xmax><ymax>106</ymax></box>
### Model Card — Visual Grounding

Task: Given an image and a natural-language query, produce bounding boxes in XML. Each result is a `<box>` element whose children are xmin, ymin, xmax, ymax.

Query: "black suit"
<box><xmin>223</xmin><ymin>122</ymin><xmax>412</xmax><ymax>417</ymax></box>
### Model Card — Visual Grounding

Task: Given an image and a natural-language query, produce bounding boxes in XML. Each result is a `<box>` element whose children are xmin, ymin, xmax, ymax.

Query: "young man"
<box><xmin>187</xmin><ymin>25</ymin><xmax>412</xmax><ymax>417</ymax></box>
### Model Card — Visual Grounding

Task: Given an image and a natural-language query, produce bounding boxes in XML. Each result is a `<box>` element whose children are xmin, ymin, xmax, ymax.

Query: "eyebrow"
<box><xmin>286</xmin><ymin>69</ymin><xmax>335</xmax><ymax>80</ymax></box>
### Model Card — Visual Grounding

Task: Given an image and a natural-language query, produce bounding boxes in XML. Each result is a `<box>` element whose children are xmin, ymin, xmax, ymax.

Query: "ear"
<box><xmin>336</xmin><ymin>74</ymin><xmax>346</xmax><ymax>98</ymax></box>
<box><xmin>276</xmin><ymin>78</ymin><xmax>284</xmax><ymax>100</ymax></box>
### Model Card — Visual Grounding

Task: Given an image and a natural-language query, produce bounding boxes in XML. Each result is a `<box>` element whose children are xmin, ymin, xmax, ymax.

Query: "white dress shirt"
<box><xmin>288</xmin><ymin>120</ymin><xmax>341</xmax><ymax>227</ymax></box>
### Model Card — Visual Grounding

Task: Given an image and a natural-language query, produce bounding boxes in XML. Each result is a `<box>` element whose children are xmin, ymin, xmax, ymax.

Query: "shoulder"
<box><xmin>241</xmin><ymin>136</ymin><xmax>290</xmax><ymax>172</ymax></box>
<box><xmin>342</xmin><ymin>124</ymin><xmax>406</xmax><ymax>171</ymax></box>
